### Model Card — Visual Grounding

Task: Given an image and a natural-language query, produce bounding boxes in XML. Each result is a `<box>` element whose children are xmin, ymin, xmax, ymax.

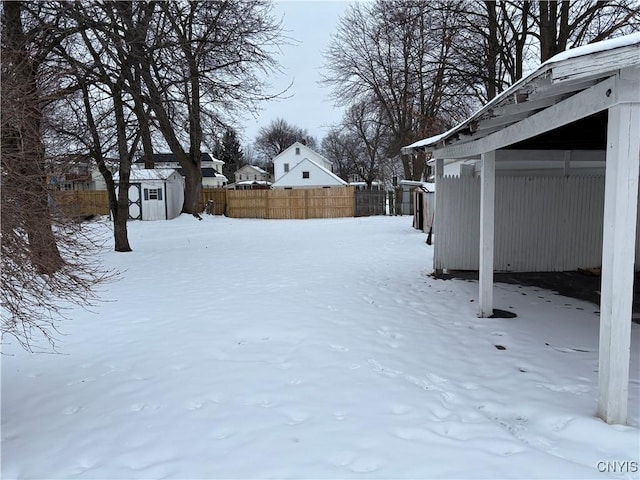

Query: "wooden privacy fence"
<box><xmin>199</xmin><ymin>188</ymin><xmax>227</xmax><ymax>215</ymax></box>
<box><xmin>226</xmin><ymin>187</ymin><xmax>355</xmax><ymax>219</ymax></box>
<box><xmin>53</xmin><ymin>190</ymin><xmax>110</xmax><ymax>218</ymax></box>
<box><xmin>50</xmin><ymin>186</ymin><xmax>390</xmax><ymax>220</ymax></box>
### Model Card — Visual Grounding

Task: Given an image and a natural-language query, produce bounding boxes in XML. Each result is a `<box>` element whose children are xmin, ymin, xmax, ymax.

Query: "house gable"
<box><xmin>272</xmin><ymin>142</ymin><xmax>333</xmax><ymax>181</ymax></box>
<box><xmin>272</xmin><ymin>158</ymin><xmax>347</xmax><ymax>189</ymax></box>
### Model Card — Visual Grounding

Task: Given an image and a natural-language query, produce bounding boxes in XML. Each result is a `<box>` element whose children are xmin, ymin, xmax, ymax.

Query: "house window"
<box><xmin>295</xmin><ymin>147</ymin><xmax>300</xmax><ymax>155</ymax></box>
<box><xmin>284</xmin><ymin>163</ymin><xmax>289</xmax><ymax>173</ymax></box>
<box><xmin>144</xmin><ymin>188</ymin><xmax>163</xmax><ymax>200</ymax></box>
<box><xmin>302</xmin><ymin>171</ymin><xmax>310</xmax><ymax>179</ymax></box>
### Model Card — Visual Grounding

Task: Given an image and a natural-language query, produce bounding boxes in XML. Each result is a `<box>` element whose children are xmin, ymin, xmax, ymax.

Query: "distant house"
<box><xmin>231</xmin><ymin>164</ymin><xmax>272</xmax><ymax>190</ymax></box>
<box><xmin>273</xmin><ymin>142</ymin><xmax>334</xmax><ymax>182</ymax></box>
<box><xmin>49</xmin><ymin>159</ymin><xmax>116</xmax><ymax>191</ymax></box>
<box><xmin>133</xmin><ymin>153</ymin><xmax>228</xmax><ymax>188</ymax></box>
<box><xmin>271</xmin><ymin>142</ymin><xmax>347</xmax><ymax>189</ymax></box>
<box><xmin>113</xmin><ymin>168</ymin><xmax>184</xmax><ymax>221</ymax></box>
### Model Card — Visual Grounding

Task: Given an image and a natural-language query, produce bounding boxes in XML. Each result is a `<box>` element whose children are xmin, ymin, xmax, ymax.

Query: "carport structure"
<box><xmin>403</xmin><ymin>34</ymin><xmax>640</xmax><ymax>425</ymax></box>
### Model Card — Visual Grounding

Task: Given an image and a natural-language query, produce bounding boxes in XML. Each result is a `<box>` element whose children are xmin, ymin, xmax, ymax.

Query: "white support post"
<box><xmin>598</xmin><ymin>101</ymin><xmax>640</xmax><ymax>425</ymax></box>
<box><xmin>433</xmin><ymin>158</ymin><xmax>444</xmax><ymax>276</ymax></box>
<box><xmin>479</xmin><ymin>151</ymin><xmax>496</xmax><ymax>317</ymax></box>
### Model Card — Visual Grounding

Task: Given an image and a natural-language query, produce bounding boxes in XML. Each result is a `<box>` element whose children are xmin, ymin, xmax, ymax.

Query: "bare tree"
<box><xmin>323</xmin><ymin>0</ymin><xmax>474</xmax><ymax>180</ymax></box>
<box><xmin>343</xmin><ymin>100</ymin><xmax>388</xmax><ymax>189</ymax></box>
<box><xmin>447</xmin><ymin>0</ymin><xmax>639</xmax><ymax>102</ymax></box>
<box><xmin>134</xmin><ymin>0</ymin><xmax>283</xmax><ymax>214</ymax></box>
<box><xmin>254</xmin><ymin>118</ymin><xmax>317</xmax><ymax>166</ymax></box>
<box><xmin>536</xmin><ymin>0</ymin><xmax>639</xmax><ymax>62</ymax></box>
<box><xmin>1</xmin><ymin>1</ymin><xmax>108</xmax><ymax>351</ymax></box>
<box><xmin>321</xmin><ymin>127</ymin><xmax>360</xmax><ymax>182</ymax></box>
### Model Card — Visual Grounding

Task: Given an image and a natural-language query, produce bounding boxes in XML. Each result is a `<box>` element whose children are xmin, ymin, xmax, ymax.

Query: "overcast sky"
<box><xmin>239</xmin><ymin>0</ymin><xmax>355</xmax><ymax>146</ymax></box>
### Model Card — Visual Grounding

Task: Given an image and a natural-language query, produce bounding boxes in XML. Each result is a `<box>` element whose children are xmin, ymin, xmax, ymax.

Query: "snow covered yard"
<box><xmin>2</xmin><ymin>215</ymin><xmax>639</xmax><ymax>479</ymax></box>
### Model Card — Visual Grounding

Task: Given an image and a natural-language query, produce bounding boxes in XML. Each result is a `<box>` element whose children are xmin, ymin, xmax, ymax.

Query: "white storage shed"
<box><xmin>115</xmin><ymin>168</ymin><xmax>184</xmax><ymax>221</ymax></box>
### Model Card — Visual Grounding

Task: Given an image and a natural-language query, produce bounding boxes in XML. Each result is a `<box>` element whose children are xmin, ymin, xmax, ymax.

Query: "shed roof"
<box><xmin>114</xmin><ymin>168</ymin><xmax>181</xmax><ymax>182</ymax></box>
<box><xmin>403</xmin><ymin>33</ymin><xmax>640</xmax><ymax>159</ymax></box>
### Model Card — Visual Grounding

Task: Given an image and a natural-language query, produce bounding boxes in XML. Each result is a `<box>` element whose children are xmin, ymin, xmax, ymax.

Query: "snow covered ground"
<box><xmin>2</xmin><ymin>215</ymin><xmax>639</xmax><ymax>479</ymax></box>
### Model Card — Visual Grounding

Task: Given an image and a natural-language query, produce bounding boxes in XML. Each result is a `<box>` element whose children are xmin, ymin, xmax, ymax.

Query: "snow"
<box><xmin>546</xmin><ymin>32</ymin><xmax>640</xmax><ymax>64</ymax></box>
<box><xmin>114</xmin><ymin>168</ymin><xmax>180</xmax><ymax>182</ymax></box>
<box><xmin>2</xmin><ymin>215</ymin><xmax>639</xmax><ymax>479</ymax></box>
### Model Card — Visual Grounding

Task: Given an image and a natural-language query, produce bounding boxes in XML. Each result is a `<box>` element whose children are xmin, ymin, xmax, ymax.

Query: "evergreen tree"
<box><xmin>214</xmin><ymin>128</ymin><xmax>245</xmax><ymax>182</ymax></box>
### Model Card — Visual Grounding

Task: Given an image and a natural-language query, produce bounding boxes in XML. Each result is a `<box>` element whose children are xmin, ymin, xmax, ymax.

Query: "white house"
<box><xmin>133</xmin><ymin>153</ymin><xmax>228</xmax><ymax>188</ymax></box>
<box><xmin>402</xmin><ymin>33</ymin><xmax>640</xmax><ymax>425</ymax></box>
<box><xmin>232</xmin><ymin>164</ymin><xmax>272</xmax><ymax>190</ymax></box>
<box><xmin>271</xmin><ymin>157</ymin><xmax>348</xmax><ymax>189</ymax></box>
<box><xmin>272</xmin><ymin>142</ymin><xmax>334</xmax><ymax>182</ymax></box>
<box><xmin>114</xmin><ymin>168</ymin><xmax>184</xmax><ymax>221</ymax></box>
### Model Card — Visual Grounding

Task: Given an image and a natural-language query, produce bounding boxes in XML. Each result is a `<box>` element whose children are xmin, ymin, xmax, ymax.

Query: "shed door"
<box><xmin>128</xmin><ymin>183</ymin><xmax>142</xmax><ymax>220</ymax></box>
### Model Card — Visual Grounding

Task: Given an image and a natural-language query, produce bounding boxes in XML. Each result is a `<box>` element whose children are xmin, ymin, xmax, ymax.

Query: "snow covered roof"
<box><xmin>114</xmin><ymin>168</ymin><xmax>180</xmax><ymax>182</ymax></box>
<box><xmin>247</xmin><ymin>165</ymin><xmax>268</xmax><ymax>174</ymax></box>
<box><xmin>236</xmin><ymin>180</ymin><xmax>271</xmax><ymax>186</ymax></box>
<box><xmin>402</xmin><ymin>33</ymin><xmax>640</xmax><ymax>158</ymax></box>
<box><xmin>399</xmin><ymin>180</ymin><xmax>435</xmax><ymax>192</ymax></box>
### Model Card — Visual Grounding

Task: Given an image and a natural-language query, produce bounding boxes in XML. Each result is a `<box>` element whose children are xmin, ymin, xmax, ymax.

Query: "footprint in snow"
<box><xmin>329</xmin><ymin>344</ymin><xmax>349</xmax><ymax>352</ymax></box>
<box><xmin>286</xmin><ymin>411</ymin><xmax>310</xmax><ymax>425</ymax></box>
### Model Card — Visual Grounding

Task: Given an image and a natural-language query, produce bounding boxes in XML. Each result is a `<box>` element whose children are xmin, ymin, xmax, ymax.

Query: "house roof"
<box><xmin>402</xmin><ymin>33</ymin><xmax>640</xmax><ymax>159</ymax></box>
<box><xmin>272</xmin><ymin>157</ymin><xmax>347</xmax><ymax>187</ymax></box>
<box><xmin>236</xmin><ymin>180</ymin><xmax>272</xmax><ymax>186</ymax></box>
<box><xmin>239</xmin><ymin>165</ymin><xmax>268</xmax><ymax>174</ymax></box>
<box><xmin>273</xmin><ymin>141</ymin><xmax>333</xmax><ymax>166</ymax></box>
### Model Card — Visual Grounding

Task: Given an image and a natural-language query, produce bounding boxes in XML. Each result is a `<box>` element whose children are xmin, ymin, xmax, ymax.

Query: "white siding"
<box><xmin>165</xmin><ymin>174</ymin><xmax>185</xmax><ymax>219</ymax></box>
<box><xmin>434</xmin><ymin>175</ymin><xmax>630</xmax><ymax>272</ymax></box>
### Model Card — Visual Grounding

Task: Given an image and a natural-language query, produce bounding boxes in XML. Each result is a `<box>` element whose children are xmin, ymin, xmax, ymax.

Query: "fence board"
<box><xmin>53</xmin><ymin>190</ymin><xmax>110</xmax><ymax>217</ymax></box>
<box><xmin>50</xmin><ymin>187</ymin><xmax>357</xmax><ymax>220</ymax></box>
<box><xmin>199</xmin><ymin>188</ymin><xmax>227</xmax><ymax>215</ymax></box>
<box><xmin>227</xmin><ymin>187</ymin><xmax>354</xmax><ymax>219</ymax></box>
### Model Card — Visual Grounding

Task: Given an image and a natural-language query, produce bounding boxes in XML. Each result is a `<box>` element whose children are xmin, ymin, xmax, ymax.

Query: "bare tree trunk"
<box><xmin>484</xmin><ymin>1</ymin><xmax>499</xmax><ymax>100</ymax></box>
<box><xmin>2</xmin><ymin>1</ymin><xmax>63</xmax><ymax>274</ymax></box>
<box><xmin>112</xmin><ymin>85</ymin><xmax>133</xmax><ymax>252</ymax></box>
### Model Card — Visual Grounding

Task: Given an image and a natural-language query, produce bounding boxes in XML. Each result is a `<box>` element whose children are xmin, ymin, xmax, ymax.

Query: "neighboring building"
<box><xmin>113</xmin><ymin>168</ymin><xmax>184</xmax><ymax>221</ymax></box>
<box><xmin>271</xmin><ymin>157</ymin><xmax>348</xmax><ymax>189</ymax></box>
<box><xmin>133</xmin><ymin>153</ymin><xmax>228</xmax><ymax>188</ymax></box>
<box><xmin>49</xmin><ymin>159</ymin><xmax>116</xmax><ymax>191</ymax></box>
<box><xmin>272</xmin><ymin>142</ymin><xmax>334</xmax><ymax>182</ymax></box>
<box><xmin>231</xmin><ymin>164</ymin><xmax>272</xmax><ymax>190</ymax></box>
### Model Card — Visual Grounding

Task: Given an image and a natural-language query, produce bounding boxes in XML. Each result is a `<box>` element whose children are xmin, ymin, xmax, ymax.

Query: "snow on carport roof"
<box><xmin>402</xmin><ymin>32</ymin><xmax>640</xmax><ymax>155</ymax></box>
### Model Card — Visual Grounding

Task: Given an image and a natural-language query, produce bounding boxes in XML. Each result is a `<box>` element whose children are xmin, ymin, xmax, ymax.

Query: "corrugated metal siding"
<box><xmin>434</xmin><ymin>175</ymin><xmax>621</xmax><ymax>272</ymax></box>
